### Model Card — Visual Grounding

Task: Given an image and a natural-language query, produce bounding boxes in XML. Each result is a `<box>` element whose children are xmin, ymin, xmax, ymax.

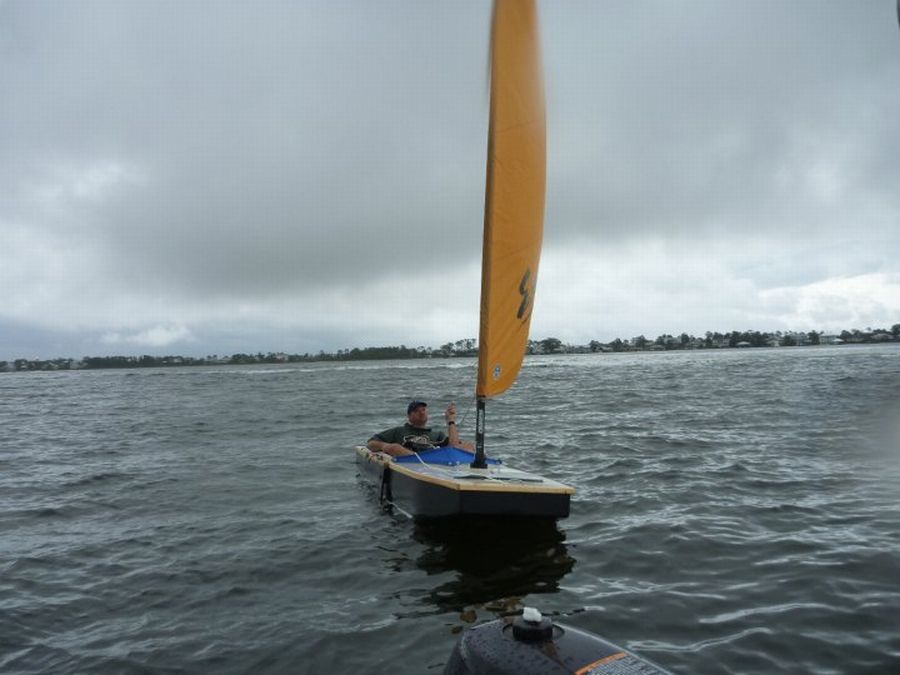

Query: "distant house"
<box><xmin>786</xmin><ymin>331</ymin><xmax>809</xmax><ymax>346</ymax></box>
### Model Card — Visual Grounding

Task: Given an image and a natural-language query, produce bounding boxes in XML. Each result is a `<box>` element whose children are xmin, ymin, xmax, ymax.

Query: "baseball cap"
<box><xmin>407</xmin><ymin>400</ymin><xmax>427</xmax><ymax>414</ymax></box>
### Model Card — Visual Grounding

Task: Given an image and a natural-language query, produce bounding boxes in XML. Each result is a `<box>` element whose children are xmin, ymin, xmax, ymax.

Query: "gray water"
<box><xmin>2</xmin><ymin>345</ymin><xmax>899</xmax><ymax>674</ymax></box>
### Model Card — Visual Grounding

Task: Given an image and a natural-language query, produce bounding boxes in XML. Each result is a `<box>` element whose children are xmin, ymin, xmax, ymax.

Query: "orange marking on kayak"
<box><xmin>574</xmin><ymin>651</ymin><xmax>627</xmax><ymax>674</ymax></box>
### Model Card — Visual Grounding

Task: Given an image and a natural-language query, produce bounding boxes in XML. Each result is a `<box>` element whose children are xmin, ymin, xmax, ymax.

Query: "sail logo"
<box><xmin>517</xmin><ymin>267</ymin><xmax>535</xmax><ymax>321</ymax></box>
<box><xmin>492</xmin><ymin>364</ymin><xmax>502</xmax><ymax>380</ymax></box>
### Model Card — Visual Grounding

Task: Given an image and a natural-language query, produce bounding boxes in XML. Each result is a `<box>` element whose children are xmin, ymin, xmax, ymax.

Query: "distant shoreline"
<box><xmin>3</xmin><ymin>326</ymin><xmax>897</xmax><ymax>373</ymax></box>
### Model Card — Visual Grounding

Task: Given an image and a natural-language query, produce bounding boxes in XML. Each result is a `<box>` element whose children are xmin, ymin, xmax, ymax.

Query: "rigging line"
<box><xmin>381</xmin><ymin>498</ymin><xmax>413</xmax><ymax>520</ymax></box>
<box><xmin>456</xmin><ymin>407</ymin><xmax>469</xmax><ymax>428</ymax></box>
<box><xmin>375</xmin><ymin>461</ymin><xmax>411</xmax><ymax>519</ymax></box>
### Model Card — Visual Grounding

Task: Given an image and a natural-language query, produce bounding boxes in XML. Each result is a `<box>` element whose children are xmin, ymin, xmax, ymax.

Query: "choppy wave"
<box><xmin>2</xmin><ymin>345</ymin><xmax>899</xmax><ymax>673</ymax></box>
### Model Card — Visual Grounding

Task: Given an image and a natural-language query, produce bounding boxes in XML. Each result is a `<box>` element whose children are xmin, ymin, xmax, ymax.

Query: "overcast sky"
<box><xmin>2</xmin><ymin>0</ymin><xmax>899</xmax><ymax>360</ymax></box>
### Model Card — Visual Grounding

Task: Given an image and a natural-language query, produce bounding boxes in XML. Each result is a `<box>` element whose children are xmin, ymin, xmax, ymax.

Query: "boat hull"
<box><xmin>355</xmin><ymin>446</ymin><xmax>573</xmax><ymax>519</ymax></box>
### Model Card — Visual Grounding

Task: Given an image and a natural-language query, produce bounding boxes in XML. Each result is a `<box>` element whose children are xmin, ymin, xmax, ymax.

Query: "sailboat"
<box><xmin>356</xmin><ymin>0</ymin><xmax>574</xmax><ymax>519</ymax></box>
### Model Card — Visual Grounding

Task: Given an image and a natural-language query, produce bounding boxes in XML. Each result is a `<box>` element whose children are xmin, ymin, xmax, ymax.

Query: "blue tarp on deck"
<box><xmin>394</xmin><ymin>447</ymin><xmax>501</xmax><ymax>466</ymax></box>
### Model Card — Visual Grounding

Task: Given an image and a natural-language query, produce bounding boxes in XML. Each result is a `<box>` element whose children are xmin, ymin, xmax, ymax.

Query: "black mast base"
<box><xmin>471</xmin><ymin>397</ymin><xmax>487</xmax><ymax>468</ymax></box>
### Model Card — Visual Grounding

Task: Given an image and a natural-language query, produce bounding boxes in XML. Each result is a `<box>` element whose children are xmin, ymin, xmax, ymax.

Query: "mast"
<box><xmin>473</xmin><ymin>0</ymin><xmax>546</xmax><ymax>469</ymax></box>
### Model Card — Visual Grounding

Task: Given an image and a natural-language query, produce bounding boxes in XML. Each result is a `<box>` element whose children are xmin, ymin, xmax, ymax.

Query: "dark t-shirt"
<box><xmin>370</xmin><ymin>423</ymin><xmax>448</xmax><ymax>451</ymax></box>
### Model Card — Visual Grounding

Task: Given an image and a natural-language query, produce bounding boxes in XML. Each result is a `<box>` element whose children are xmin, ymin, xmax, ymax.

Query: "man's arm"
<box><xmin>367</xmin><ymin>431</ymin><xmax>413</xmax><ymax>457</ymax></box>
<box><xmin>444</xmin><ymin>403</ymin><xmax>474</xmax><ymax>451</ymax></box>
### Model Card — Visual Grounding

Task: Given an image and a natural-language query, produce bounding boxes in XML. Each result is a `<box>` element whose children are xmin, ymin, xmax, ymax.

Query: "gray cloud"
<box><xmin>547</xmin><ymin>1</ymin><xmax>900</xmax><ymax>242</ymax></box>
<box><xmin>2</xmin><ymin>0</ymin><xmax>899</xmax><ymax>359</ymax></box>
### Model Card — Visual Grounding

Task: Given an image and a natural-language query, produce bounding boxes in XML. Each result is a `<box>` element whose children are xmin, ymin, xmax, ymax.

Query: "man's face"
<box><xmin>407</xmin><ymin>404</ymin><xmax>428</xmax><ymax>427</ymax></box>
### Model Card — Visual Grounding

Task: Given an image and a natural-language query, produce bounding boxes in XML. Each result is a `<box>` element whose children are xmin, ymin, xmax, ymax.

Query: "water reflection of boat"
<box><xmin>411</xmin><ymin>517</ymin><xmax>574</xmax><ymax>614</ymax></box>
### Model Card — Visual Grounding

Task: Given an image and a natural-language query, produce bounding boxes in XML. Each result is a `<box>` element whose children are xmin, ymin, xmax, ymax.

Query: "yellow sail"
<box><xmin>476</xmin><ymin>0</ymin><xmax>546</xmax><ymax>399</ymax></box>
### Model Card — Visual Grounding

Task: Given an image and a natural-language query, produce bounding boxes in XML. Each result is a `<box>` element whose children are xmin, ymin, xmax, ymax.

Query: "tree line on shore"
<box><xmin>4</xmin><ymin>325</ymin><xmax>898</xmax><ymax>372</ymax></box>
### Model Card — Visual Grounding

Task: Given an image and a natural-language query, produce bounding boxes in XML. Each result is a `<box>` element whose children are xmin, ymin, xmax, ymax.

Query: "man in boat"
<box><xmin>367</xmin><ymin>400</ymin><xmax>474</xmax><ymax>457</ymax></box>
